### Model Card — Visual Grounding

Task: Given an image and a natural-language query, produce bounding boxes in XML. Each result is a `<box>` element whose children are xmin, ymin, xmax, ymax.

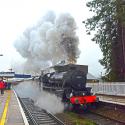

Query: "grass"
<box><xmin>65</xmin><ymin>111</ymin><xmax>96</xmax><ymax>125</ymax></box>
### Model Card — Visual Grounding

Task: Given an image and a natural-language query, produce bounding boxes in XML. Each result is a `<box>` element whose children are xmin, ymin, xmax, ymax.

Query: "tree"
<box><xmin>84</xmin><ymin>0</ymin><xmax>125</xmax><ymax>81</ymax></box>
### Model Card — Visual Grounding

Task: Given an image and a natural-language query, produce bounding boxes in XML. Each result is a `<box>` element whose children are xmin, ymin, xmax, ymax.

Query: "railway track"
<box><xmin>19</xmin><ymin>97</ymin><xmax>65</xmax><ymax>125</ymax></box>
<box><xmin>56</xmin><ymin>100</ymin><xmax>125</xmax><ymax>125</ymax></box>
<box><xmin>55</xmin><ymin>110</ymin><xmax>124</xmax><ymax>125</ymax></box>
<box><xmin>84</xmin><ymin>111</ymin><xmax>124</xmax><ymax>125</ymax></box>
<box><xmin>88</xmin><ymin>101</ymin><xmax>125</xmax><ymax>125</ymax></box>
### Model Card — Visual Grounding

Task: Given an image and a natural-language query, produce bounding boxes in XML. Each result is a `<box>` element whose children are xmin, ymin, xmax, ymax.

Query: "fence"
<box><xmin>87</xmin><ymin>82</ymin><xmax>125</xmax><ymax>96</ymax></box>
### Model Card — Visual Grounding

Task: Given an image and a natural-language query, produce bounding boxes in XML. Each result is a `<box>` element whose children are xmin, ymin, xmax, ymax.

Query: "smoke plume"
<box><xmin>35</xmin><ymin>91</ymin><xmax>64</xmax><ymax>114</ymax></box>
<box><xmin>14</xmin><ymin>11</ymin><xmax>80</xmax><ymax>73</ymax></box>
<box><xmin>14</xmin><ymin>81</ymin><xmax>64</xmax><ymax>114</ymax></box>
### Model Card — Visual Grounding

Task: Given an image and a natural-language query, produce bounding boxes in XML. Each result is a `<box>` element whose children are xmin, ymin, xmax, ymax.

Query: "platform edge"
<box><xmin>13</xmin><ymin>89</ymin><xmax>29</xmax><ymax>125</ymax></box>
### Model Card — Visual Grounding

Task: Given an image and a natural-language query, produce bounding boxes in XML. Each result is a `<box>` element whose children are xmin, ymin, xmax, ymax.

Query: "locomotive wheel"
<box><xmin>71</xmin><ymin>104</ymin><xmax>88</xmax><ymax>113</ymax></box>
<box><xmin>64</xmin><ymin>102</ymin><xmax>74</xmax><ymax>111</ymax></box>
<box><xmin>91</xmin><ymin>102</ymin><xmax>99</xmax><ymax>109</ymax></box>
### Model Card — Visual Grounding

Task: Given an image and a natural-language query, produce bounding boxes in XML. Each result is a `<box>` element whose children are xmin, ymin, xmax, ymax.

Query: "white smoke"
<box><xmin>14</xmin><ymin>81</ymin><xmax>64</xmax><ymax>114</ymax></box>
<box><xmin>14</xmin><ymin>81</ymin><xmax>40</xmax><ymax>99</ymax></box>
<box><xmin>14</xmin><ymin>11</ymin><xmax>80</xmax><ymax>73</ymax></box>
<box><xmin>35</xmin><ymin>91</ymin><xmax>64</xmax><ymax>114</ymax></box>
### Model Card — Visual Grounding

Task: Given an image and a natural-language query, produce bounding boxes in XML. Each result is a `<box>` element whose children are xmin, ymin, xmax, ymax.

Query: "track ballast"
<box><xmin>19</xmin><ymin>97</ymin><xmax>65</xmax><ymax>125</ymax></box>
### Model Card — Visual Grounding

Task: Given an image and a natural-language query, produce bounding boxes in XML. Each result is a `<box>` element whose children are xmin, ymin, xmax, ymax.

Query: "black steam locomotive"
<box><xmin>40</xmin><ymin>64</ymin><xmax>98</xmax><ymax>109</ymax></box>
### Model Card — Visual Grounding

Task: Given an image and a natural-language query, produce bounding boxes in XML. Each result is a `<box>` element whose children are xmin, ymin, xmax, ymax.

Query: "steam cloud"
<box><xmin>14</xmin><ymin>11</ymin><xmax>80</xmax><ymax>73</ymax></box>
<box><xmin>14</xmin><ymin>81</ymin><xmax>64</xmax><ymax>114</ymax></box>
<box><xmin>35</xmin><ymin>91</ymin><xmax>64</xmax><ymax>114</ymax></box>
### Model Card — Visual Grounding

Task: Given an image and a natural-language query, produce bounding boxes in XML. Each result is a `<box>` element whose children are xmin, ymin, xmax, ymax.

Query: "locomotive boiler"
<box><xmin>40</xmin><ymin>64</ymin><xmax>98</xmax><ymax>109</ymax></box>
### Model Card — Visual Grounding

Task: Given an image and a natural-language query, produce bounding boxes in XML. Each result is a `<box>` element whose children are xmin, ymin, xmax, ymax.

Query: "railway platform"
<box><xmin>96</xmin><ymin>94</ymin><xmax>125</xmax><ymax>105</ymax></box>
<box><xmin>0</xmin><ymin>90</ymin><xmax>28</xmax><ymax>125</ymax></box>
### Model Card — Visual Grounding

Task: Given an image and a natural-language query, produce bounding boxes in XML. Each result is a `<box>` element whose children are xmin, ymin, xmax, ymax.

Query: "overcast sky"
<box><xmin>0</xmin><ymin>0</ymin><xmax>104</xmax><ymax>77</ymax></box>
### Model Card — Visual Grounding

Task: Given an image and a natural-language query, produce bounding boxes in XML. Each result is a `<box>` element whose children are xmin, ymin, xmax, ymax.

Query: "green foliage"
<box><xmin>66</xmin><ymin>111</ymin><xmax>96</xmax><ymax>125</ymax></box>
<box><xmin>101</xmin><ymin>71</ymin><xmax>118</xmax><ymax>82</ymax></box>
<box><xmin>84</xmin><ymin>0</ymin><xmax>125</xmax><ymax>81</ymax></box>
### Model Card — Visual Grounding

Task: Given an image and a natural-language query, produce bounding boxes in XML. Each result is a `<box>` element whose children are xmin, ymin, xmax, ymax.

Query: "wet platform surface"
<box><xmin>0</xmin><ymin>90</ymin><xmax>26</xmax><ymax>125</ymax></box>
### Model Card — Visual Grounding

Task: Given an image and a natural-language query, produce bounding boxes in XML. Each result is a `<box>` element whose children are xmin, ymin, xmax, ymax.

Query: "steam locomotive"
<box><xmin>40</xmin><ymin>64</ymin><xmax>98</xmax><ymax>110</ymax></box>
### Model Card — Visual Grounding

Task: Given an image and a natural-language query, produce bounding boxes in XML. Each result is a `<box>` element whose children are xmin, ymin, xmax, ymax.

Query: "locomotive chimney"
<box><xmin>67</xmin><ymin>58</ymin><xmax>76</xmax><ymax>64</ymax></box>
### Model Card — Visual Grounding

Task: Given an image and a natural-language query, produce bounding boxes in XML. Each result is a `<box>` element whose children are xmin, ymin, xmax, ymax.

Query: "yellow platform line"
<box><xmin>0</xmin><ymin>91</ymin><xmax>11</xmax><ymax>125</ymax></box>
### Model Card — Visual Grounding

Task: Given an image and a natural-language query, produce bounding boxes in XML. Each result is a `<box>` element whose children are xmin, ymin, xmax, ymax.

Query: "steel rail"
<box><xmin>19</xmin><ymin>97</ymin><xmax>39</xmax><ymax>125</ymax></box>
<box><xmin>19</xmin><ymin>97</ymin><xmax>65</xmax><ymax>125</ymax></box>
